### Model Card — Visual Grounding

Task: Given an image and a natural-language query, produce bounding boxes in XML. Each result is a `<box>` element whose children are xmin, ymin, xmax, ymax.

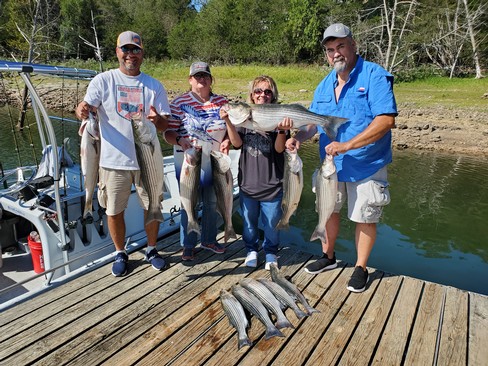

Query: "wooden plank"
<box><xmin>0</xmin><ymin>238</ymin><xmax>186</xmax><ymax>364</ymax></box>
<box><xmin>437</xmin><ymin>286</ymin><xmax>468</xmax><ymax>366</ymax></box>
<box><xmin>338</xmin><ymin>272</ymin><xmax>403</xmax><ymax>365</ymax></box>
<box><xmin>34</xmin><ymin>237</ymin><xmax>245</xmax><ymax>366</ymax></box>
<box><xmin>371</xmin><ymin>276</ymin><xmax>424</xmax><ymax>365</ymax></box>
<box><xmin>404</xmin><ymin>282</ymin><xmax>444</xmax><ymax>365</ymax></box>
<box><xmin>178</xmin><ymin>250</ymin><xmax>315</xmax><ymax>366</ymax></box>
<box><xmin>137</xmin><ymin>248</ymin><xmax>312</xmax><ymax>365</ymax></box>
<box><xmin>267</xmin><ymin>265</ymin><xmax>352</xmax><ymax>365</ymax></box>
<box><xmin>469</xmin><ymin>292</ymin><xmax>488</xmax><ymax>366</ymax></box>
<box><xmin>304</xmin><ymin>267</ymin><xmax>384</xmax><ymax>365</ymax></box>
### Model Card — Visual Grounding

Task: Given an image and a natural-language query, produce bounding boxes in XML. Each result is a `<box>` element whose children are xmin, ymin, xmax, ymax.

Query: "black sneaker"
<box><xmin>145</xmin><ymin>248</ymin><xmax>166</xmax><ymax>271</ymax></box>
<box><xmin>112</xmin><ymin>252</ymin><xmax>128</xmax><ymax>277</ymax></box>
<box><xmin>304</xmin><ymin>253</ymin><xmax>337</xmax><ymax>274</ymax></box>
<box><xmin>347</xmin><ymin>266</ymin><xmax>369</xmax><ymax>293</ymax></box>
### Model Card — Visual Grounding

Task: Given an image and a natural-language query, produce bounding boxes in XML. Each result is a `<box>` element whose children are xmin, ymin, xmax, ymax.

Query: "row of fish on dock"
<box><xmin>220</xmin><ymin>262</ymin><xmax>319</xmax><ymax>350</ymax></box>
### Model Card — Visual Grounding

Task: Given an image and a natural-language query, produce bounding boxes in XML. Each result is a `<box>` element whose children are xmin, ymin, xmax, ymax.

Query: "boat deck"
<box><xmin>1</xmin><ymin>232</ymin><xmax>487</xmax><ymax>365</ymax></box>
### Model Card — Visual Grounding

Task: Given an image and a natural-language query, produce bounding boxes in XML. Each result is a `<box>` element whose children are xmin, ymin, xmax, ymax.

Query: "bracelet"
<box><xmin>278</xmin><ymin>130</ymin><xmax>286</xmax><ymax>134</ymax></box>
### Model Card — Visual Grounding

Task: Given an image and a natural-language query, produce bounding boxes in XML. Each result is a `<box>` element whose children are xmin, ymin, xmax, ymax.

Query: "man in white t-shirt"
<box><xmin>76</xmin><ymin>31</ymin><xmax>171</xmax><ymax>277</ymax></box>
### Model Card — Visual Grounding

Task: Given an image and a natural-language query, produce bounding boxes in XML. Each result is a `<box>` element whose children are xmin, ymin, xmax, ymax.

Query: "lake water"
<box><xmin>1</xmin><ymin>107</ymin><xmax>487</xmax><ymax>295</ymax></box>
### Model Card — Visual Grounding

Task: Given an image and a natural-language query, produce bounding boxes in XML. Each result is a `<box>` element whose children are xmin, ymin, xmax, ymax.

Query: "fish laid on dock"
<box><xmin>79</xmin><ymin>113</ymin><xmax>100</xmax><ymax>219</ymax></box>
<box><xmin>210</xmin><ymin>150</ymin><xmax>237</xmax><ymax>242</ymax></box>
<box><xmin>223</xmin><ymin>102</ymin><xmax>348</xmax><ymax>140</ymax></box>
<box><xmin>310</xmin><ymin>154</ymin><xmax>338</xmax><ymax>243</ymax></box>
<box><xmin>269</xmin><ymin>263</ymin><xmax>320</xmax><ymax>316</ymax></box>
<box><xmin>240</xmin><ymin>278</ymin><xmax>294</xmax><ymax>330</ymax></box>
<box><xmin>220</xmin><ymin>289</ymin><xmax>252</xmax><ymax>350</ymax></box>
<box><xmin>257</xmin><ymin>278</ymin><xmax>308</xmax><ymax>320</ymax></box>
<box><xmin>231</xmin><ymin>284</ymin><xmax>285</xmax><ymax>340</ymax></box>
<box><xmin>131</xmin><ymin>116</ymin><xmax>164</xmax><ymax>225</ymax></box>
<box><xmin>180</xmin><ymin>147</ymin><xmax>202</xmax><ymax>235</ymax></box>
<box><xmin>276</xmin><ymin>149</ymin><xmax>303</xmax><ymax>230</ymax></box>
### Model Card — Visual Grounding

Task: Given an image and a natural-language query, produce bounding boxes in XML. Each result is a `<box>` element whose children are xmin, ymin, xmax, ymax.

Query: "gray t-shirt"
<box><xmin>237</xmin><ymin>128</ymin><xmax>287</xmax><ymax>201</ymax></box>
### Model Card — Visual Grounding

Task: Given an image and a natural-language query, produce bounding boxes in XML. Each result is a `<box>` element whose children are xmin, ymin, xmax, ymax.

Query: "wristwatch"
<box><xmin>278</xmin><ymin>130</ymin><xmax>286</xmax><ymax>134</ymax></box>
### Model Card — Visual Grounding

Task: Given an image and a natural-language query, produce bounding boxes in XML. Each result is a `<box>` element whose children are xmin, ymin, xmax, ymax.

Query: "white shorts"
<box><xmin>97</xmin><ymin>167</ymin><xmax>149</xmax><ymax>216</ymax></box>
<box><xmin>335</xmin><ymin>166</ymin><xmax>390</xmax><ymax>223</ymax></box>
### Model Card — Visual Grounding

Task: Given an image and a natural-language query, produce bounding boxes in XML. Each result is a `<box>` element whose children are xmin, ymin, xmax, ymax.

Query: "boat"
<box><xmin>0</xmin><ymin>61</ymin><xmax>240</xmax><ymax>311</ymax></box>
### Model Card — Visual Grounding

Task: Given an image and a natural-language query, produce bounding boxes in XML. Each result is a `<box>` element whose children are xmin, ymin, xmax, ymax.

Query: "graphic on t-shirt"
<box><xmin>116</xmin><ymin>85</ymin><xmax>144</xmax><ymax>120</ymax></box>
<box><xmin>181</xmin><ymin>104</ymin><xmax>221</xmax><ymax>143</ymax></box>
<box><xmin>243</xmin><ymin>132</ymin><xmax>271</xmax><ymax>157</ymax></box>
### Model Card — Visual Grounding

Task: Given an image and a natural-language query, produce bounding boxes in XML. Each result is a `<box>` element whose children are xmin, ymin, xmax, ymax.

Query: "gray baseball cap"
<box><xmin>189</xmin><ymin>61</ymin><xmax>211</xmax><ymax>76</ymax></box>
<box><xmin>321</xmin><ymin>23</ymin><xmax>352</xmax><ymax>45</ymax></box>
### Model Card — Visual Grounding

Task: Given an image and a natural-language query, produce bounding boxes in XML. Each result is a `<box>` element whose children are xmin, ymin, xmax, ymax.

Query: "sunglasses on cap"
<box><xmin>118</xmin><ymin>46</ymin><xmax>142</xmax><ymax>54</ymax></box>
<box><xmin>253</xmin><ymin>88</ymin><xmax>273</xmax><ymax>96</ymax></box>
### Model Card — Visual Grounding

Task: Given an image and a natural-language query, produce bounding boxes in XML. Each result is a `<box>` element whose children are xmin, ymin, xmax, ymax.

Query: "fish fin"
<box><xmin>187</xmin><ymin>221</ymin><xmax>201</xmax><ymax>236</ymax></box>
<box><xmin>237</xmin><ymin>336</ymin><xmax>253</xmax><ymax>350</ymax></box>
<box><xmin>275</xmin><ymin>318</ymin><xmax>295</xmax><ymax>330</ymax></box>
<box><xmin>294</xmin><ymin>308</ymin><xmax>308</xmax><ymax>319</ymax></box>
<box><xmin>305</xmin><ymin>305</ymin><xmax>320</xmax><ymax>316</ymax></box>
<box><xmin>310</xmin><ymin>226</ymin><xmax>326</xmax><ymax>242</ymax></box>
<box><xmin>275</xmin><ymin>220</ymin><xmax>289</xmax><ymax>231</ymax></box>
<box><xmin>264</xmin><ymin>326</ymin><xmax>285</xmax><ymax>340</ymax></box>
<box><xmin>145</xmin><ymin>208</ymin><xmax>164</xmax><ymax>226</ymax></box>
<box><xmin>224</xmin><ymin>227</ymin><xmax>237</xmax><ymax>243</ymax></box>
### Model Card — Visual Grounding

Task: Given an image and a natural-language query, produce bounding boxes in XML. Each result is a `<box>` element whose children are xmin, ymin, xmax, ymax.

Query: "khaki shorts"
<box><xmin>97</xmin><ymin>167</ymin><xmax>150</xmax><ymax>216</ymax></box>
<box><xmin>335</xmin><ymin>166</ymin><xmax>391</xmax><ymax>223</ymax></box>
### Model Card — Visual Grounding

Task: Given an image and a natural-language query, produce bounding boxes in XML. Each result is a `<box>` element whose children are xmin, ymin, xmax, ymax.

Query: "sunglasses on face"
<box><xmin>119</xmin><ymin>46</ymin><xmax>142</xmax><ymax>54</ymax></box>
<box><xmin>253</xmin><ymin>88</ymin><xmax>273</xmax><ymax>96</ymax></box>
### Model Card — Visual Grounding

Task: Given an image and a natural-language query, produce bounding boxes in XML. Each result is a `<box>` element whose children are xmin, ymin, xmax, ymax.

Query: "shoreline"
<box><xmin>2</xmin><ymin>85</ymin><xmax>488</xmax><ymax>157</ymax></box>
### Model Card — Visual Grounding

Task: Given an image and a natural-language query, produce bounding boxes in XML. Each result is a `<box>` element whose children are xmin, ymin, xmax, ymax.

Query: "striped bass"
<box><xmin>240</xmin><ymin>278</ymin><xmax>294</xmax><ymax>330</ymax></box>
<box><xmin>276</xmin><ymin>150</ymin><xmax>303</xmax><ymax>230</ymax></box>
<box><xmin>269</xmin><ymin>263</ymin><xmax>320</xmax><ymax>316</ymax></box>
<box><xmin>257</xmin><ymin>278</ymin><xmax>308</xmax><ymax>320</ymax></box>
<box><xmin>231</xmin><ymin>285</ymin><xmax>285</xmax><ymax>340</ymax></box>
<box><xmin>310</xmin><ymin>154</ymin><xmax>338</xmax><ymax>243</ymax></box>
<box><xmin>223</xmin><ymin>102</ymin><xmax>348</xmax><ymax>140</ymax></box>
<box><xmin>210</xmin><ymin>151</ymin><xmax>237</xmax><ymax>242</ymax></box>
<box><xmin>180</xmin><ymin>147</ymin><xmax>201</xmax><ymax>235</ymax></box>
<box><xmin>220</xmin><ymin>289</ymin><xmax>252</xmax><ymax>350</ymax></box>
<box><xmin>78</xmin><ymin>113</ymin><xmax>100</xmax><ymax>219</ymax></box>
<box><xmin>131</xmin><ymin>117</ymin><xmax>164</xmax><ymax>226</ymax></box>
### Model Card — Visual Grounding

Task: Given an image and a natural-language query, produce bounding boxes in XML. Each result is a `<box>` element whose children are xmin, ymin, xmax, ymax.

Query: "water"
<box><xmin>1</xmin><ymin>108</ymin><xmax>487</xmax><ymax>295</ymax></box>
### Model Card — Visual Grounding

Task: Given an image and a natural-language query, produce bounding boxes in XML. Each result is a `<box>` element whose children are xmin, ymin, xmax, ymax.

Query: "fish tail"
<box><xmin>310</xmin><ymin>225</ymin><xmax>326</xmax><ymax>242</ymax></box>
<box><xmin>305</xmin><ymin>305</ymin><xmax>320</xmax><ymax>316</ymax></box>
<box><xmin>264</xmin><ymin>325</ymin><xmax>285</xmax><ymax>340</ymax></box>
<box><xmin>225</xmin><ymin>227</ymin><xmax>237</xmax><ymax>243</ymax></box>
<box><xmin>187</xmin><ymin>220</ymin><xmax>201</xmax><ymax>235</ymax></box>
<box><xmin>275</xmin><ymin>219</ymin><xmax>289</xmax><ymax>231</ymax></box>
<box><xmin>145</xmin><ymin>207</ymin><xmax>164</xmax><ymax>226</ymax></box>
<box><xmin>275</xmin><ymin>317</ymin><xmax>295</xmax><ymax>330</ymax></box>
<box><xmin>83</xmin><ymin>203</ymin><xmax>93</xmax><ymax>219</ymax></box>
<box><xmin>237</xmin><ymin>336</ymin><xmax>253</xmax><ymax>350</ymax></box>
<box><xmin>293</xmin><ymin>308</ymin><xmax>308</xmax><ymax>319</ymax></box>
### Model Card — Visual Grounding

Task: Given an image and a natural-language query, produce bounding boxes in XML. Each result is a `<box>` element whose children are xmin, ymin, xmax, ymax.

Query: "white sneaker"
<box><xmin>244</xmin><ymin>251</ymin><xmax>258</xmax><ymax>267</ymax></box>
<box><xmin>265</xmin><ymin>254</ymin><xmax>278</xmax><ymax>271</ymax></box>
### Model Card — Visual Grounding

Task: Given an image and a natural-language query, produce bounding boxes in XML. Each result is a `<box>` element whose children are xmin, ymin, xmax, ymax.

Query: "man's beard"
<box><xmin>333</xmin><ymin>59</ymin><xmax>346</xmax><ymax>73</ymax></box>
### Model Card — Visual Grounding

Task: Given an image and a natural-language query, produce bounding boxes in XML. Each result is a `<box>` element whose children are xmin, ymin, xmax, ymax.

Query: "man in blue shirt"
<box><xmin>286</xmin><ymin>23</ymin><xmax>397</xmax><ymax>292</ymax></box>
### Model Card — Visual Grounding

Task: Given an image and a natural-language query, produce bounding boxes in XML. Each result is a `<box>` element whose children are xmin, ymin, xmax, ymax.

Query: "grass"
<box><xmin>60</xmin><ymin>59</ymin><xmax>488</xmax><ymax>111</ymax></box>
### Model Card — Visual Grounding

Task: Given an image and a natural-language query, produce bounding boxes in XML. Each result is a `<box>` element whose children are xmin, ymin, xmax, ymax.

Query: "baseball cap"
<box><xmin>117</xmin><ymin>31</ymin><xmax>143</xmax><ymax>49</ymax></box>
<box><xmin>321</xmin><ymin>23</ymin><xmax>352</xmax><ymax>45</ymax></box>
<box><xmin>189</xmin><ymin>61</ymin><xmax>211</xmax><ymax>76</ymax></box>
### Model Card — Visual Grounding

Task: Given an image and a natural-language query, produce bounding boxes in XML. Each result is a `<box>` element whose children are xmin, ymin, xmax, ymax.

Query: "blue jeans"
<box><xmin>240</xmin><ymin>191</ymin><xmax>282</xmax><ymax>255</ymax></box>
<box><xmin>181</xmin><ymin>184</ymin><xmax>218</xmax><ymax>248</ymax></box>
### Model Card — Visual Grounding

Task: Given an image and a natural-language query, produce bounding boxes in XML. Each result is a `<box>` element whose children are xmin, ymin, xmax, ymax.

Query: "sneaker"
<box><xmin>244</xmin><ymin>251</ymin><xmax>258</xmax><ymax>268</ymax></box>
<box><xmin>145</xmin><ymin>248</ymin><xmax>166</xmax><ymax>271</ymax></box>
<box><xmin>112</xmin><ymin>252</ymin><xmax>128</xmax><ymax>277</ymax></box>
<box><xmin>265</xmin><ymin>254</ymin><xmax>278</xmax><ymax>271</ymax></box>
<box><xmin>182</xmin><ymin>247</ymin><xmax>195</xmax><ymax>261</ymax></box>
<box><xmin>347</xmin><ymin>266</ymin><xmax>369</xmax><ymax>293</ymax></box>
<box><xmin>304</xmin><ymin>253</ymin><xmax>337</xmax><ymax>274</ymax></box>
<box><xmin>201</xmin><ymin>242</ymin><xmax>225</xmax><ymax>254</ymax></box>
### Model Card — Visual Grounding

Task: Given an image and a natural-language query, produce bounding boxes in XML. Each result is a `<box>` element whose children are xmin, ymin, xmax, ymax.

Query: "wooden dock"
<box><xmin>0</xmin><ymin>232</ymin><xmax>487</xmax><ymax>365</ymax></box>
